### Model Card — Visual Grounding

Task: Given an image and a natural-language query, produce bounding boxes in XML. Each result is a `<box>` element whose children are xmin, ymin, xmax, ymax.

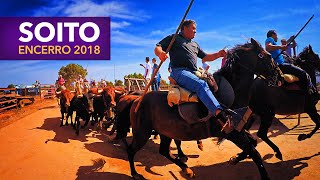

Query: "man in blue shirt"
<box><xmin>151</xmin><ymin>57</ymin><xmax>160</xmax><ymax>91</ymax></box>
<box><xmin>155</xmin><ymin>19</ymin><xmax>228</xmax><ymax>121</ymax></box>
<box><xmin>265</xmin><ymin>30</ymin><xmax>318</xmax><ymax>98</ymax></box>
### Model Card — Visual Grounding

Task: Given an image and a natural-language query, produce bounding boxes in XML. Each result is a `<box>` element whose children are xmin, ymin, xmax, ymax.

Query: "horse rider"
<box><xmin>265</xmin><ymin>30</ymin><xmax>320</xmax><ymax>100</ymax></box>
<box><xmin>154</xmin><ymin>19</ymin><xmax>231</xmax><ymax>123</ymax></box>
<box><xmin>57</xmin><ymin>75</ymin><xmax>66</xmax><ymax>90</ymax></box>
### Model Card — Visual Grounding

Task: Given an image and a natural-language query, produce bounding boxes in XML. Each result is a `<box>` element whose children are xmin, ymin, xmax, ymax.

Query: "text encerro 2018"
<box><xmin>18</xmin><ymin>22</ymin><xmax>101</xmax><ymax>55</ymax></box>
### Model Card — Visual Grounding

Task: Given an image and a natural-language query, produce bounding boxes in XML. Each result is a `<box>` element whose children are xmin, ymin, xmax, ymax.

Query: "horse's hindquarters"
<box><xmin>131</xmin><ymin>91</ymin><xmax>223</xmax><ymax>141</ymax></box>
<box><xmin>250</xmin><ymin>79</ymin><xmax>305</xmax><ymax>115</ymax></box>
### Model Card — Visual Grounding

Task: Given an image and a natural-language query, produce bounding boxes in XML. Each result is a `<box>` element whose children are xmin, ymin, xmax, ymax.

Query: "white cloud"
<box><xmin>33</xmin><ymin>0</ymin><xmax>150</xmax><ymax>21</ymax></box>
<box><xmin>111</xmin><ymin>21</ymin><xmax>131</xmax><ymax>29</ymax></box>
<box><xmin>112</xmin><ymin>31</ymin><xmax>157</xmax><ymax>47</ymax></box>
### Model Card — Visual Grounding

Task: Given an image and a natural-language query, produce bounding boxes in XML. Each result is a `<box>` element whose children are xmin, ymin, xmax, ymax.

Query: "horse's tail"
<box><xmin>130</xmin><ymin>97</ymin><xmax>143</xmax><ymax>131</ymax></box>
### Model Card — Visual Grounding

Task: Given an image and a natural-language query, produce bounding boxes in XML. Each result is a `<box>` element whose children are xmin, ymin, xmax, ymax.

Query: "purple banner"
<box><xmin>0</xmin><ymin>17</ymin><xmax>110</xmax><ymax>60</ymax></box>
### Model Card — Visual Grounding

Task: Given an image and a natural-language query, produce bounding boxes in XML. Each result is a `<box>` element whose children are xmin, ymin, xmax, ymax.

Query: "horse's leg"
<box><xmin>257</xmin><ymin>112</ymin><xmax>283</xmax><ymax>160</ymax></box>
<box><xmin>127</xmin><ymin>129</ymin><xmax>152</xmax><ymax>179</ymax></box>
<box><xmin>245</xmin><ymin>113</ymin><xmax>257</xmax><ymax>130</ymax></box>
<box><xmin>160</xmin><ymin>135</ymin><xmax>194</xmax><ymax>178</ymax></box>
<box><xmin>229</xmin><ymin>130</ymin><xmax>257</xmax><ymax>165</ymax></box>
<box><xmin>173</xmin><ymin>140</ymin><xmax>188</xmax><ymax>162</ymax></box>
<box><xmin>227</xmin><ymin>131</ymin><xmax>270</xmax><ymax>180</ymax></box>
<box><xmin>298</xmin><ymin>105</ymin><xmax>320</xmax><ymax>141</ymax></box>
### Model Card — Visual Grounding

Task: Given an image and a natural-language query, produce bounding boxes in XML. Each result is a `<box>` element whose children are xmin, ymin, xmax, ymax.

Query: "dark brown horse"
<box><xmin>127</xmin><ymin>38</ymin><xmax>277</xmax><ymax>179</ymax></box>
<box><xmin>241</xmin><ymin>45</ymin><xmax>320</xmax><ymax>161</ymax></box>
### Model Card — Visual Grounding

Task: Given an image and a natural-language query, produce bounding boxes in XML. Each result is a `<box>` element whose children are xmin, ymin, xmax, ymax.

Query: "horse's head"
<box><xmin>222</xmin><ymin>38</ymin><xmax>279</xmax><ymax>86</ymax></box>
<box><xmin>295</xmin><ymin>45</ymin><xmax>320</xmax><ymax>71</ymax></box>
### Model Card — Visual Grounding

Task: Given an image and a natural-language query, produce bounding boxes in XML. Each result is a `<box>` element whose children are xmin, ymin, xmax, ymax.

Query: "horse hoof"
<box><xmin>275</xmin><ymin>152</ymin><xmax>283</xmax><ymax>160</ymax></box>
<box><xmin>132</xmin><ymin>173</ymin><xmax>146</xmax><ymax>180</ymax></box>
<box><xmin>178</xmin><ymin>155</ymin><xmax>188</xmax><ymax>163</ymax></box>
<box><xmin>198</xmin><ymin>143</ymin><xmax>204</xmax><ymax>151</ymax></box>
<box><xmin>183</xmin><ymin>168</ymin><xmax>195</xmax><ymax>178</ymax></box>
<box><xmin>76</xmin><ymin>130</ymin><xmax>79</xmax><ymax>135</ymax></box>
<box><xmin>298</xmin><ymin>134</ymin><xmax>308</xmax><ymax>141</ymax></box>
<box><xmin>91</xmin><ymin>121</ymin><xmax>95</xmax><ymax>126</ymax></box>
<box><xmin>229</xmin><ymin>156</ymin><xmax>239</xmax><ymax>165</ymax></box>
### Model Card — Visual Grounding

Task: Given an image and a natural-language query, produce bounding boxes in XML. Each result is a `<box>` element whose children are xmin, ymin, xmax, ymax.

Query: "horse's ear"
<box><xmin>309</xmin><ymin>44</ymin><xmax>313</xmax><ymax>52</ymax></box>
<box><xmin>250</xmin><ymin>38</ymin><xmax>259</xmax><ymax>47</ymax></box>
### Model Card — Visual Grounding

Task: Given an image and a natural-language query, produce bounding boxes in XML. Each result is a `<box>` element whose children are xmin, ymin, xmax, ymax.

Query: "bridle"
<box><xmin>226</xmin><ymin>48</ymin><xmax>281</xmax><ymax>87</ymax></box>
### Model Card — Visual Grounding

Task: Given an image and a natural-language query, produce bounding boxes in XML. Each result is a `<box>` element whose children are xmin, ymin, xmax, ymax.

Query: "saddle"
<box><xmin>281</xmin><ymin>74</ymin><xmax>302</xmax><ymax>91</ymax></box>
<box><xmin>167</xmin><ymin>73</ymin><xmax>235</xmax><ymax>124</ymax></box>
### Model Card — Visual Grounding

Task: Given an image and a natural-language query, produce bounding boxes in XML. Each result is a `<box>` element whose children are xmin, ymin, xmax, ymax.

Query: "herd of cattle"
<box><xmin>56</xmin><ymin>87</ymin><xmax>140</xmax><ymax>137</ymax></box>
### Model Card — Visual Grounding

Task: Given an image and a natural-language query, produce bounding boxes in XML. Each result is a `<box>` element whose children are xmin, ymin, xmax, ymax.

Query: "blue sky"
<box><xmin>0</xmin><ymin>0</ymin><xmax>320</xmax><ymax>87</ymax></box>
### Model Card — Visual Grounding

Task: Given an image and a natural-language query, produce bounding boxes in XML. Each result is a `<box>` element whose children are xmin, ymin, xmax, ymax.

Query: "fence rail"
<box><xmin>124</xmin><ymin>78</ymin><xmax>170</xmax><ymax>91</ymax></box>
<box><xmin>0</xmin><ymin>88</ymin><xmax>17</xmax><ymax>112</ymax></box>
<box><xmin>39</xmin><ymin>84</ymin><xmax>56</xmax><ymax>99</ymax></box>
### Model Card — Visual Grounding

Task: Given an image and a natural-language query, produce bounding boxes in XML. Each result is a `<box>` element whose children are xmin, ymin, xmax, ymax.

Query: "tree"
<box><xmin>106</xmin><ymin>81</ymin><xmax>114</xmax><ymax>87</ymax></box>
<box><xmin>7</xmin><ymin>84</ymin><xmax>15</xmax><ymax>88</ymax></box>
<box><xmin>114</xmin><ymin>79</ymin><xmax>124</xmax><ymax>86</ymax></box>
<box><xmin>58</xmin><ymin>63</ymin><xmax>88</xmax><ymax>89</ymax></box>
<box><xmin>124</xmin><ymin>73</ymin><xmax>144</xmax><ymax>79</ymax></box>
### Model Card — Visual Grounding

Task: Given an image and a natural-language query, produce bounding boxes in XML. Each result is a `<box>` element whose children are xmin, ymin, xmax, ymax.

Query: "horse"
<box><xmin>127</xmin><ymin>38</ymin><xmax>277</xmax><ymax>179</ymax></box>
<box><xmin>241</xmin><ymin>45</ymin><xmax>320</xmax><ymax>161</ymax></box>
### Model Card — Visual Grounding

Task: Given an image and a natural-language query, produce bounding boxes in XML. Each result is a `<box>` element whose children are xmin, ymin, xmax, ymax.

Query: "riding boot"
<box><xmin>215</xmin><ymin>110</ymin><xmax>233</xmax><ymax>144</ymax></box>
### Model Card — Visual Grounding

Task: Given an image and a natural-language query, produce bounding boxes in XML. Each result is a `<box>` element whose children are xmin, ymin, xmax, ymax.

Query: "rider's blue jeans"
<box><xmin>170</xmin><ymin>68</ymin><xmax>222</xmax><ymax>113</ymax></box>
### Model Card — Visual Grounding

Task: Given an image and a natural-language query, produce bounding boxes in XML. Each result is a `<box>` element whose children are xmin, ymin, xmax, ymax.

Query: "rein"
<box><xmin>228</xmin><ymin>52</ymin><xmax>279</xmax><ymax>87</ymax></box>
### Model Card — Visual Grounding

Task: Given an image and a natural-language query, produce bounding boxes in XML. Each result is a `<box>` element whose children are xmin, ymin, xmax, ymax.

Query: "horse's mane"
<box><xmin>217</xmin><ymin>42</ymin><xmax>257</xmax><ymax>78</ymax></box>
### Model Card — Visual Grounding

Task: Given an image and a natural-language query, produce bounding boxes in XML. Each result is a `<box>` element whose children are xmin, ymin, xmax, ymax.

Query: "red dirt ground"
<box><xmin>0</xmin><ymin>99</ymin><xmax>319</xmax><ymax>179</ymax></box>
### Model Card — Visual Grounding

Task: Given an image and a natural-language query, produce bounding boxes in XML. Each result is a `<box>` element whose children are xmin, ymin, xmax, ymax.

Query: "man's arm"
<box><xmin>202</xmin><ymin>49</ymin><xmax>226</xmax><ymax>62</ymax></box>
<box><xmin>154</xmin><ymin>46</ymin><xmax>169</xmax><ymax>62</ymax></box>
<box><xmin>265</xmin><ymin>42</ymin><xmax>287</xmax><ymax>52</ymax></box>
<box><xmin>139</xmin><ymin>64</ymin><xmax>145</xmax><ymax>68</ymax></box>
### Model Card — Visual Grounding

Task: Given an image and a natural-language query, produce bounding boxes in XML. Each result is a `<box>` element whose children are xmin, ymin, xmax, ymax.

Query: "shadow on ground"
<box><xmin>186</xmin><ymin>152</ymin><xmax>320</xmax><ymax>180</ymax></box>
<box><xmin>34</xmin><ymin>117</ymin><xmax>93</xmax><ymax>143</ymax></box>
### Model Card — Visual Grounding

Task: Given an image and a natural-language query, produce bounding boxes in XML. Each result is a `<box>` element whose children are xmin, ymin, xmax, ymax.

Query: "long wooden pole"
<box><xmin>135</xmin><ymin>0</ymin><xmax>195</xmax><ymax>112</ymax></box>
<box><xmin>273</xmin><ymin>14</ymin><xmax>314</xmax><ymax>61</ymax></box>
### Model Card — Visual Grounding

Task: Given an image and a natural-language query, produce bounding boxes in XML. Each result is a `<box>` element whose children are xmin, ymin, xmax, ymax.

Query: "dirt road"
<box><xmin>0</xmin><ymin>101</ymin><xmax>319</xmax><ymax>180</ymax></box>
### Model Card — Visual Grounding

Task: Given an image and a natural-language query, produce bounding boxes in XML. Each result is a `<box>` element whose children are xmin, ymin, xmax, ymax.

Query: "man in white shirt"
<box><xmin>140</xmin><ymin>57</ymin><xmax>152</xmax><ymax>91</ymax></box>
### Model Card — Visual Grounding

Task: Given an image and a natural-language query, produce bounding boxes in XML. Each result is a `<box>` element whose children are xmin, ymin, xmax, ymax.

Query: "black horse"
<box><xmin>127</xmin><ymin>38</ymin><xmax>277</xmax><ymax>179</ymax></box>
<box><xmin>242</xmin><ymin>45</ymin><xmax>320</xmax><ymax>161</ymax></box>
